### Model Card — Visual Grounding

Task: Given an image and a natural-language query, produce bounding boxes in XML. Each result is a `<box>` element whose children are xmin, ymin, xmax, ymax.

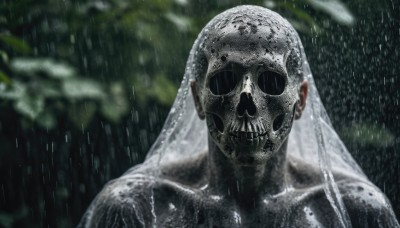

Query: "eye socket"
<box><xmin>258</xmin><ymin>71</ymin><xmax>285</xmax><ymax>95</ymax></box>
<box><xmin>209</xmin><ymin>71</ymin><xmax>239</xmax><ymax>95</ymax></box>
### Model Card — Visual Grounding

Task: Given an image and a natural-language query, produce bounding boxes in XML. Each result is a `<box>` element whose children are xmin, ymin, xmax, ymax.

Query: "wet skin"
<box><xmin>79</xmin><ymin>6</ymin><xmax>399</xmax><ymax>228</ymax></box>
<box><xmin>86</xmin><ymin>149</ymin><xmax>397</xmax><ymax>227</ymax></box>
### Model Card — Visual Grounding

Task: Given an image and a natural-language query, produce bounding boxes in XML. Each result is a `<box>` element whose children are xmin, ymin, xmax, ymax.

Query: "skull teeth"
<box><xmin>247</xmin><ymin>133</ymin><xmax>252</xmax><ymax>139</ymax></box>
<box><xmin>241</xmin><ymin>122</ymin><xmax>246</xmax><ymax>132</ymax></box>
<box><xmin>228</xmin><ymin>121</ymin><xmax>267</xmax><ymax>140</ymax></box>
<box><xmin>229</xmin><ymin>131</ymin><xmax>266</xmax><ymax>139</ymax></box>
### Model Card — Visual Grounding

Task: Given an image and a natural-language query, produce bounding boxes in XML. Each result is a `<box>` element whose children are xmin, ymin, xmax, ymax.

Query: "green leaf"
<box><xmin>286</xmin><ymin>19</ymin><xmax>313</xmax><ymax>35</ymax></box>
<box><xmin>36</xmin><ymin>110</ymin><xmax>57</xmax><ymax>130</ymax></box>
<box><xmin>342</xmin><ymin>123</ymin><xmax>395</xmax><ymax>147</ymax></box>
<box><xmin>101</xmin><ymin>98</ymin><xmax>127</xmax><ymax>122</ymax></box>
<box><xmin>62</xmin><ymin>78</ymin><xmax>105</xmax><ymax>99</ymax></box>
<box><xmin>38</xmin><ymin>80</ymin><xmax>63</xmax><ymax>98</ymax></box>
<box><xmin>165</xmin><ymin>13</ymin><xmax>191</xmax><ymax>32</ymax></box>
<box><xmin>11</xmin><ymin>58</ymin><xmax>76</xmax><ymax>79</ymax></box>
<box><xmin>0</xmin><ymin>50</ymin><xmax>9</xmax><ymax>64</ymax></box>
<box><xmin>0</xmin><ymin>71</ymin><xmax>11</xmax><ymax>85</ymax></box>
<box><xmin>100</xmin><ymin>83</ymin><xmax>128</xmax><ymax>122</ymax></box>
<box><xmin>307</xmin><ymin>0</ymin><xmax>355</xmax><ymax>26</ymax></box>
<box><xmin>0</xmin><ymin>34</ymin><xmax>31</xmax><ymax>54</ymax></box>
<box><xmin>68</xmin><ymin>101</ymin><xmax>97</xmax><ymax>129</ymax></box>
<box><xmin>0</xmin><ymin>80</ymin><xmax>26</xmax><ymax>100</ymax></box>
<box><xmin>264</xmin><ymin>0</ymin><xmax>276</xmax><ymax>9</ymax></box>
<box><xmin>14</xmin><ymin>95</ymin><xmax>44</xmax><ymax>120</ymax></box>
<box><xmin>174</xmin><ymin>0</ymin><xmax>188</xmax><ymax>6</ymax></box>
<box><xmin>151</xmin><ymin>74</ymin><xmax>177</xmax><ymax>106</ymax></box>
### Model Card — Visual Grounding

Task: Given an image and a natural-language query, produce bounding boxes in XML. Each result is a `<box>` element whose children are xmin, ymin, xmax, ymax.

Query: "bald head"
<box><xmin>190</xmin><ymin>5</ymin><xmax>304</xmax><ymax>85</ymax></box>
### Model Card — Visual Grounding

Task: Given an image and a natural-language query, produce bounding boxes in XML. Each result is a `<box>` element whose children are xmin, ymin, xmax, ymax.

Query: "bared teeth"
<box><xmin>241</xmin><ymin>122</ymin><xmax>246</xmax><ymax>132</ymax></box>
<box><xmin>247</xmin><ymin>132</ymin><xmax>252</xmax><ymax>139</ymax></box>
<box><xmin>229</xmin><ymin>121</ymin><xmax>269</xmax><ymax>140</ymax></box>
<box><xmin>231</xmin><ymin>131</ymin><xmax>267</xmax><ymax>139</ymax></box>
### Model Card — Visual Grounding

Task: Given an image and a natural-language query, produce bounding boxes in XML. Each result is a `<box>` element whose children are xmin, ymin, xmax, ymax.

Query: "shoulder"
<box><xmin>286</xmin><ymin>157</ymin><xmax>399</xmax><ymax>227</ymax></box>
<box><xmin>158</xmin><ymin>151</ymin><xmax>208</xmax><ymax>187</ymax></box>
<box><xmin>338</xmin><ymin>180</ymin><xmax>399</xmax><ymax>227</ymax></box>
<box><xmin>79</xmin><ymin>174</ymin><xmax>159</xmax><ymax>228</ymax></box>
<box><xmin>79</xmin><ymin>153</ymin><xmax>208</xmax><ymax>228</ymax></box>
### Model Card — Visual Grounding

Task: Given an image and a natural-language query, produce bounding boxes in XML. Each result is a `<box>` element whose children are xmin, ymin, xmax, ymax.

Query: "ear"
<box><xmin>190</xmin><ymin>80</ymin><xmax>205</xmax><ymax>120</ymax></box>
<box><xmin>294</xmin><ymin>80</ymin><xmax>308</xmax><ymax>120</ymax></box>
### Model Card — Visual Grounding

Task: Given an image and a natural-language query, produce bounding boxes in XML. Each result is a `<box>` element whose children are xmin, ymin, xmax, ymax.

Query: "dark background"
<box><xmin>0</xmin><ymin>0</ymin><xmax>399</xmax><ymax>227</ymax></box>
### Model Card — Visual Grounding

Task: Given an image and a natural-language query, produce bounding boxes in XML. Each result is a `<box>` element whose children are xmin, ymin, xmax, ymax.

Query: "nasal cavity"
<box><xmin>237</xmin><ymin>93</ymin><xmax>256</xmax><ymax>117</ymax></box>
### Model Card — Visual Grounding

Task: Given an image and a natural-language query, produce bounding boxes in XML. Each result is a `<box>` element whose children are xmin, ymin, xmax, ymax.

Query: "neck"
<box><xmin>207</xmin><ymin>135</ymin><xmax>289</xmax><ymax>207</ymax></box>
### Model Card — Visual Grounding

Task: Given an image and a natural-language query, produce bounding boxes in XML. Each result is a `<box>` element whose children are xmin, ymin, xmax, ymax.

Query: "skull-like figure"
<box><xmin>192</xmin><ymin>11</ymin><xmax>307</xmax><ymax>166</ymax></box>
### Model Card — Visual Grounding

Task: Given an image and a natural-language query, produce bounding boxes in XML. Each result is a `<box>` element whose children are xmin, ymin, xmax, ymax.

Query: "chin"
<box><xmin>236</xmin><ymin>149</ymin><xmax>276</xmax><ymax>165</ymax></box>
<box><xmin>209</xmin><ymin>127</ymin><xmax>286</xmax><ymax>165</ymax></box>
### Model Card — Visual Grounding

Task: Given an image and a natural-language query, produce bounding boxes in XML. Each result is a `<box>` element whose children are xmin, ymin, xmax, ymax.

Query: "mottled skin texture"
<box><xmin>82</xmin><ymin>151</ymin><xmax>397</xmax><ymax>227</ymax></box>
<box><xmin>79</xmin><ymin>6</ymin><xmax>399</xmax><ymax>228</ymax></box>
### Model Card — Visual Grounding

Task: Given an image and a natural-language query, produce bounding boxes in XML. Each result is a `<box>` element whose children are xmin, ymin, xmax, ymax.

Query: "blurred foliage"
<box><xmin>0</xmin><ymin>0</ymin><xmax>399</xmax><ymax>227</ymax></box>
<box><xmin>342</xmin><ymin>122</ymin><xmax>395</xmax><ymax>147</ymax></box>
<box><xmin>0</xmin><ymin>0</ymin><xmax>355</xmax><ymax>131</ymax></box>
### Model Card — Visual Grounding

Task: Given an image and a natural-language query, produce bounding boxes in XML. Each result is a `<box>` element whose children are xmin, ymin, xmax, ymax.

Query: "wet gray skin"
<box><xmin>79</xmin><ymin>5</ymin><xmax>399</xmax><ymax>228</ymax></box>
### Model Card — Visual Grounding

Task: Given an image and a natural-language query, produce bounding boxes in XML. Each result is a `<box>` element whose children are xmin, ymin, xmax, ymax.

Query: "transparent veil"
<box><xmin>125</xmin><ymin>6</ymin><xmax>367</xmax><ymax>228</ymax></box>
<box><xmin>79</xmin><ymin>6</ymin><xmax>396</xmax><ymax>228</ymax></box>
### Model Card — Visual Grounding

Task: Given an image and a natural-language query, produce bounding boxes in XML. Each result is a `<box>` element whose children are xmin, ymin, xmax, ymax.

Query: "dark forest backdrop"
<box><xmin>0</xmin><ymin>0</ymin><xmax>399</xmax><ymax>227</ymax></box>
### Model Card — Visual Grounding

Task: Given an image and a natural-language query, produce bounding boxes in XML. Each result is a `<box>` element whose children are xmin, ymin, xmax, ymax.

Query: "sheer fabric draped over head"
<box><xmin>124</xmin><ymin>5</ymin><xmax>367</xmax><ymax>227</ymax></box>
<box><xmin>135</xmin><ymin>5</ymin><xmax>365</xmax><ymax>178</ymax></box>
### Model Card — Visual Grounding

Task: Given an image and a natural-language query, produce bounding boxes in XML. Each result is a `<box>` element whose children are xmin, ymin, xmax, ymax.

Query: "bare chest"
<box><xmin>150</xmin><ymin>188</ymin><xmax>338</xmax><ymax>228</ymax></box>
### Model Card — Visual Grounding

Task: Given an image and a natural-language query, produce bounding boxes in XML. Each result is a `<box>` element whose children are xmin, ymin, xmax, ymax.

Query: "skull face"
<box><xmin>199</xmin><ymin>18</ymin><xmax>303</xmax><ymax>166</ymax></box>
